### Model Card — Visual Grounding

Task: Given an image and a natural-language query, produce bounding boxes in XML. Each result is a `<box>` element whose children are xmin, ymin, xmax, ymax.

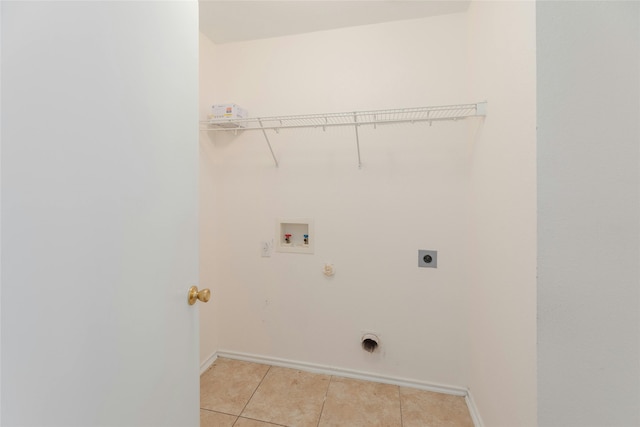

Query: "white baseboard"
<box><xmin>215</xmin><ymin>350</ymin><xmax>468</xmax><ymax>397</ymax></box>
<box><xmin>199</xmin><ymin>351</ymin><xmax>218</xmax><ymax>375</ymax></box>
<box><xmin>465</xmin><ymin>388</ymin><xmax>485</xmax><ymax>427</ymax></box>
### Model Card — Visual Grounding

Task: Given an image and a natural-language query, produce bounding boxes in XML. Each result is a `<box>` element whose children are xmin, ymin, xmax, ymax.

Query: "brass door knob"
<box><xmin>188</xmin><ymin>286</ymin><xmax>211</xmax><ymax>305</ymax></box>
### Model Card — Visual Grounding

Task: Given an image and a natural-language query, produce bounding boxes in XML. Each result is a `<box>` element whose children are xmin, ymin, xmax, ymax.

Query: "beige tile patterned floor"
<box><xmin>201</xmin><ymin>357</ymin><xmax>474</xmax><ymax>427</ymax></box>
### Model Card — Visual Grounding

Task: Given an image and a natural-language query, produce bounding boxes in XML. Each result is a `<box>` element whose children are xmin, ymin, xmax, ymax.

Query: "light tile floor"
<box><xmin>201</xmin><ymin>358</ymin><xmax>474</xmax><ymax>427</ymax></box>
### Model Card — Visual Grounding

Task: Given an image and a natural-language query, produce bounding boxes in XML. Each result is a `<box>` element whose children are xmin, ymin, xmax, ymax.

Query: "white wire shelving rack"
<box><xmin>200</xmin><ymin>102</ymin><xmax>487</xmax><ymax>168</ymax></box>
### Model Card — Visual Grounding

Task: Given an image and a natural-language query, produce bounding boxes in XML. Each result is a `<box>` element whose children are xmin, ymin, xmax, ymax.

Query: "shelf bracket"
<box><xmin>258</xmin><ymin>119</ymin><xmax>279</xmax><ymax>168</ymax></box>
<box><xmin>476</xmin><ymin>101</ymin><xmax>488</xmax><ymax>116</ymax></box>
<box><xmin>354</xmin><ymin>112</ymin><xmax>362</xmax><ymax>169</ymax></box>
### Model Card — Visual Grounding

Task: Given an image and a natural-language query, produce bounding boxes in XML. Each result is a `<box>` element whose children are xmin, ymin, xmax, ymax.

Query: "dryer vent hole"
<box><xmin>362</xmin><ymin>338</ymin><xmax>378</xmax><ymax>353</ymax></box>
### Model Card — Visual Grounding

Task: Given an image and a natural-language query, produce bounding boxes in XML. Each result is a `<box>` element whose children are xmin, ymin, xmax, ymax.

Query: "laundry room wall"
<box><xmin>200</xmin><ymin>12</ymin><xmax>475</xmax><ymax>389</ymax></box>
<box><xmin>466</xmin><ymin>1</ymin><xmax>537</xmax><ymax>426</ymax></box>
<box><xmin>199</xmin><ymin>32</ymin><xmax>220</xmax><ymax>367</ymax></box>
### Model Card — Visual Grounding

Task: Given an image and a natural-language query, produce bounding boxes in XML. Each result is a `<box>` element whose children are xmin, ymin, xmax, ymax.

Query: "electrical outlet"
<box><xmin>261</xmin><ymin>240</ymin><xmax>273</xmax><ymax>257</ymax></box>
<box><xmin>418</xmin><ymin>249</ymin><xmax>437</xmax><ymax>268</ymax></box>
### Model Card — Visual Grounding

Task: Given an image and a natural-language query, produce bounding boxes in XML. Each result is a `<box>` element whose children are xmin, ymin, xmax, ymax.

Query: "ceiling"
<box><xmin>199</xmin><ymin>1</ymin><xmax>470</xmax><ymax>44</ymax></box>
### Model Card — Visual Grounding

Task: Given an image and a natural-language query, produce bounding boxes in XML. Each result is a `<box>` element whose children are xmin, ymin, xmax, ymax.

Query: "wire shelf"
<box><xmin>200</xmin><ymin>102</ymin><xmax>486</xmax><ymax>132</ymax></box>
<box><xmin>199</xmin><ymin>102</ymin><xmax>487</xmax><ymax>168</ymax></box>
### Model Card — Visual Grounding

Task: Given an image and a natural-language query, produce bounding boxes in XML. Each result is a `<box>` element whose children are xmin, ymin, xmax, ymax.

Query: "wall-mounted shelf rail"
<box><xmin>200</xmin><ymin>102</ymin><xmax>487</xmax><ymax>168</ymax></box>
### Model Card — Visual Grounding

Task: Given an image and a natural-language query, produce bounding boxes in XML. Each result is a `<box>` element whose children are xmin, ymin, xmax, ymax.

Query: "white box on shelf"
<box><xmin>276</xmin><ymin>218</ymin><xmax>314</xmax><ymax>254</ymax></box>
<box><xmin>209</xmin><ymin>103</ymin><xmax>248</xmax><ymax>128</ymax></box>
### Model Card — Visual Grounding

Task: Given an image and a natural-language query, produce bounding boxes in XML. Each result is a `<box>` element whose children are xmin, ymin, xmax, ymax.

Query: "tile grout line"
<box><xmin>236</xmin><ymin>414</ymin><xmax>289</xmax><ymax>427</ymax></box>
<box><xmin>232</xmin><ymin>365</ymin><xmax>273</xmax><ymax>426</ymax></box>
<box><xmin>316</xmin><ymin>374</ymin><xmax>333</xmax><ymax>427</ymax></box>
<box><xmin>398</xmin><ymin>386</ymin><xmax>404</xmax><ymax>427</ymax></box>
<box><xmin>200</xmin><ymin>408</ymin><xmax>238</xmax><ymax>417</ymax></box>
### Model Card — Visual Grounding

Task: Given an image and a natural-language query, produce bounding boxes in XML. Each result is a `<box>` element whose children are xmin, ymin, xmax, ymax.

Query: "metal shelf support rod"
<box><xmin>258</xmin><ymin>119</ymin><xmax>279</xmax><ymax>168</ymax></box>
<box><xmin>354</xmin><ymin>112</ymin><xmax>362</xmax><ymax>169</ymax></box>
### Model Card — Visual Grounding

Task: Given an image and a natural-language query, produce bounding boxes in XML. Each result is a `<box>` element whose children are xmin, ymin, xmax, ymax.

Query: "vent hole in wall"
<box><xmin>361</xmin><ymin>334</ymin><xmax>379</xmax><ymax>353</ymax></box>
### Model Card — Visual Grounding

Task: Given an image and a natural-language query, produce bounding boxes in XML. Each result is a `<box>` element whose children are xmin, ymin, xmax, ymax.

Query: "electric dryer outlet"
<box><xmin>418</xmin><ymin>250</ymin><xmax>437</xmax><ymax>268</ymax></box>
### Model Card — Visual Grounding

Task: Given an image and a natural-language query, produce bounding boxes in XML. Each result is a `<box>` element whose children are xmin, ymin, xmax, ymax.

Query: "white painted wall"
<box><xmin>199</xmin><ymin>32</ymin><xmax>220</xmax><ymax>367</ymax></box>
<box><xmin>466</xmin><ymin>2</ymin><xmax>537</xmax><ymax>426</ymax></box>
<box><xmin>199</xmin><ymin>13</ymin><xmax>475</xmax><ymax>388</ymax></box>
<box><xmin>537</xmin><ymin>2</ymin><xmax>640</xmax><ymax>426</ymax></box>
<box><xmin>199</xmin><ymin>5</ymin><xmax>539</xmax><ymax>424</ymax></box>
